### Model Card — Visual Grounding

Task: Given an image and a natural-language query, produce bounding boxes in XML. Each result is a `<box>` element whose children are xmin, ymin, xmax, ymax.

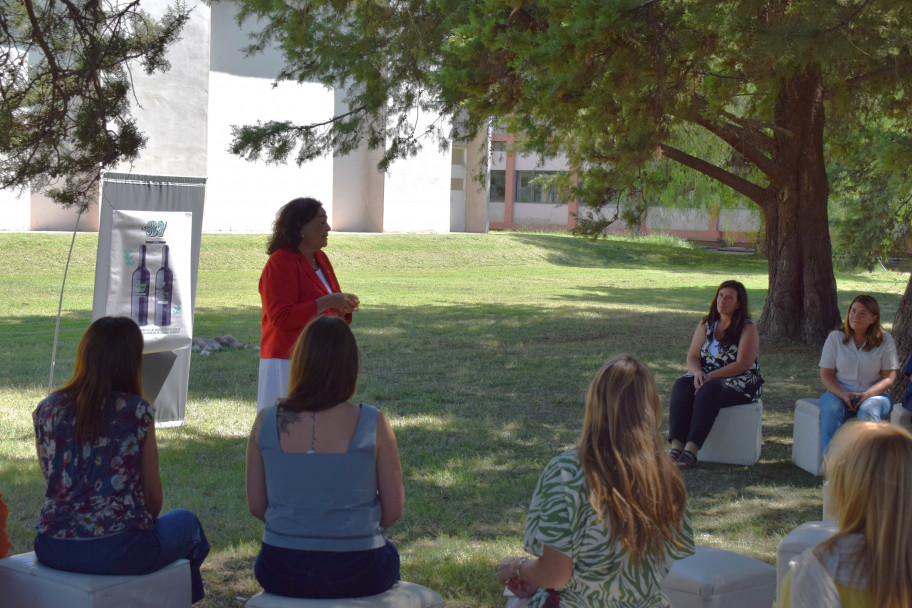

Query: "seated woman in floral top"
<box><xmin>33</xmin><ymin>316</ymin><xmax>209</xmax><ymax>603</ymax></box>
<box><xmin>496</xmin><ymin>355</ymin><xmax>694</xmax><ymax>608</ymax></box>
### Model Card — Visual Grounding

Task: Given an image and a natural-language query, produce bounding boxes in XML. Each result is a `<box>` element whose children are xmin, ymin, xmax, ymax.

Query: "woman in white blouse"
<box><xmin>818</xmin><ymin>294</ymin><xmax>898</xmax><ymax>458</ymax></box>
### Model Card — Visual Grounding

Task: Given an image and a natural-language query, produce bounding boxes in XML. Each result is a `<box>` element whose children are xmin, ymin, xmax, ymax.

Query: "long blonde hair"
<box><xmin>578</xmin><ymin>355</ymin><xmax>688</xmax><ymax>563</ymax></box>
<box><xmin>820</xmin><ymin>421</ymin><xmax>912</xmax><ymax>608</ymax></box>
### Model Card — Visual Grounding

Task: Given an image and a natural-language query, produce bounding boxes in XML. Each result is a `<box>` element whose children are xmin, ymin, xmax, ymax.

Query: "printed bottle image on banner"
<box><xmin>107</xmin><ymin>210</ymin><xmax>193</xmax><ymax>354</ymax></box>
<box><xmin>155</xmin><ymin>244</ymin><xmax>173</xmax><ymax>326</ymax></box>
<box><xmin>131</xmin><ymin>245</ymin><xmax>150</xmax><ymax>326</ymax></box>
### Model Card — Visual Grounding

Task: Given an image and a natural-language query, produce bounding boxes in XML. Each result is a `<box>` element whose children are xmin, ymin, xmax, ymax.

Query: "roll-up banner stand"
<box><xmin>92</xmin><ymin>173</ymin><xmax>206</xmax><ymax>425</ymax></box>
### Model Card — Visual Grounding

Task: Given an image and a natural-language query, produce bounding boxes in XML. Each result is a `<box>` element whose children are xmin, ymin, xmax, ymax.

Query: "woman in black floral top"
<box><xmin>667</xmin><ymin>280</ymin><xmax>762</xmax><ymax>469</ymax></box>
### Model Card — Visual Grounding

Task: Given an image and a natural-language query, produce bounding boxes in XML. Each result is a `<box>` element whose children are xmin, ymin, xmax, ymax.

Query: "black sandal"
<box><xmin>669</xmin><ymin>448</ymin><xmax>683</xmax><ymax>462</ymax></box>
<box><xmin>675</xmin><ymin>450</ymin><xmax>698</xmax><ymax>470</ymax></box>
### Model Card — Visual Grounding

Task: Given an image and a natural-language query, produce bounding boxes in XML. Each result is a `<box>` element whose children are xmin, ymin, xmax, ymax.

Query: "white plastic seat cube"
<box><xmin>775</xmin><ymin>520</ymin><xmax>839</xmax><ymax>598</ymax></box>
<box><xmin>661</xmin><ymin>546</ymin><xmax>776</xmax><ymax>608</ymax></box>
<box><xmin>891</xmin><ymin>402</ymin><xmax>912</xmax><ymax>432</ymax></box>
<box><xmin>0</xmin><ymin>552</ymin><xmax>191</xmax><ymax>608</ymax></box>
<box><xmin>246</xmin><ymin>581</ymin><xmax>445</xmax><ymax>608</ymax></box>
<box><xmin>698</xmin><ymin>400</ymin><xmax>762</xmax><ymax>465</ymax></box>
<box><xmin>792</xmin><ymin>398</ymin><xmax>822</xmax><ymax>475</ymax></box>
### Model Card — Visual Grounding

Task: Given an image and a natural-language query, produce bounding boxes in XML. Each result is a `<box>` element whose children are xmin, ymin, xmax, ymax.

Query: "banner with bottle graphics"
<box><xmin>105</xmin><ymin>210</ymin><xmax>193</xmax><ymax>353</ymax></box>
<box><xmin>93</xmin><ymin>172</ymin><xmax>206</xmax><ymax>425</ymax></box>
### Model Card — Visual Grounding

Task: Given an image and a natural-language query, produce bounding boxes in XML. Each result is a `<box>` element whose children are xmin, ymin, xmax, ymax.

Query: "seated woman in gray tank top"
<box><xmin>245</xmin><ymin>316</ymin><xmax>404</xmax><ymax>598</ymax></box>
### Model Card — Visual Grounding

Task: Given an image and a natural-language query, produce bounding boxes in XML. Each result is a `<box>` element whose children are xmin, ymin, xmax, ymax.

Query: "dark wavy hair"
<box><xmin>281</xmin><ymin>316</ymin><xmax>360</xmax><ymax>413</ymax></box>
<box><xmin>266</xmin><ymin>197</ymin><xmax>323</xmax><ymax>254</ymax></box>
<box><xmin>55</xmin><ymin>316</ymin><xmax>144</xmax><ymax>444</ymax></box>
<box><xmin>840</xmin><ymin>294</ymin><xmax>883</xmax><ymax>351</ymax></box>
<box><xmin>702</xmin><ymin>280</ymin><xmax>751</xmax><ymax>346</ymax></box>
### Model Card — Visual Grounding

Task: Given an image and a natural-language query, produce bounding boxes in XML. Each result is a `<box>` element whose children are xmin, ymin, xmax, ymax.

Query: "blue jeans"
<box><xmin>255</xmin><ymin>540</ymin><xmax>400</xmax><ymax>598</ymax></box>
<box><xmin>819</xmin><ymin>391</ymin><xmax>893</xmax><ymax>458</ymax></box>
<box><xmin>34</xmin><ymin>509</ymin><xmax>209</xmax><ymax>603</ymax></box>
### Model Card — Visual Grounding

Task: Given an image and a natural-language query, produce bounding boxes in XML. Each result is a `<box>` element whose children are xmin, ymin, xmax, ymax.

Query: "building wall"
<box><xmin>382</xmin><ymin>114</ymin><xmax>452</xmax><ymax>233</ymax></box>
<box><xmin>1</xmin><ymin>4</ymin><xmax>484</xmax><ymax>234</ymax></box>
<box><xmin>125</xmin><ymin>0</ymin><xmax>211</xmax><ymax>179</ymax></box>
<box><xmin>207</xmin><ymin>2</ymin><xmax>334</xmax><ymax>232</ymax></box>
<box><xmin>487</xmin><ymin>133</ymin><xmax>760</xmax><ymax>245</ymax></box>
<box><xmin>488</xmin><ymin>133</ymin><xmax>578</xmax><ymax>230</ymax></box>
<box><xmin>331</xmin><ymin>92</ymin><xmax>385</xmax><ymax>233</ymax></box>
<box><xmin>0</xmin><ymin>188</ymin><xmax>28</xmax><ymax>231</ymax></box>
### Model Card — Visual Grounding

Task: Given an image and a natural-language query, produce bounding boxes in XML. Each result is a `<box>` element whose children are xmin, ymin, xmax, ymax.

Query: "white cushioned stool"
<box><xmin>698</xmin><ymin>400</ymin><xmax>762</xmax><ymax>465</ymax></box>
<box><xmin>246</xmin><ymin>582</ymin><xmax>445</xmax><ymax>608</ymax></box>
<box><xmin>0</xmin><ymin>552</ymin><xmax>191</xmax><ymax>608</ymax></box>
<box><xmin>792</xmin><ymin>398</ymin><xmax>822</xmax><ymax>475</ymax></box>
<box><xmin>891</xmin><ymin>402</ymin><xmax>912</xmax><ymax>432</ymax></box>
<box><xmin>775</xmin><ymin>520</ymin><xmax>839</xmax><ymax>597</ymax></box>
<box><xmin>661</xmin><ymin>546</ymin><xmax>776</xmax><ymax>608</ymax></box>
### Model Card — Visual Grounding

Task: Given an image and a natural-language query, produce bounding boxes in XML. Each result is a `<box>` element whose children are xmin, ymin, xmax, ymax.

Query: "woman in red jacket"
<box><xmin>257</xmin><ymin>198</ymin><xmax>359</xmax><ymax>412</ymax></box>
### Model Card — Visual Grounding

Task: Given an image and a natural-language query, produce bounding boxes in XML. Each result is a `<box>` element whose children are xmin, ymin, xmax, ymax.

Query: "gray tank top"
<box><xmin>259</xmin><ymin>403</ymin><xmax>386</xmax><ymax>551</ymax></box>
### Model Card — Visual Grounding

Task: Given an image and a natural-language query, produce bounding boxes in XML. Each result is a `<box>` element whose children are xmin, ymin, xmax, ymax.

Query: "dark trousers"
<box><xmin>255</xmin><ymin>540</ymin><xmax>400</xmax><ymax>599</ymax></box>
<box><xmin>668</xmin><ymin>376</ymin><xmax>750</xmax><ymax>449</ymax></box>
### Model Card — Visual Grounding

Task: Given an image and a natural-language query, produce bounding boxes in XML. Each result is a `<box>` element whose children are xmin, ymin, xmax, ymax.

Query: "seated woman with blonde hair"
<box><xmin>496</xmin><ymin>355</ymin><xmax>694</xmax><ymax>608</ymax></box>
<box><xmin>780</xmin><ymin>421</ymin><xmax>912</xmax><ymax>608</ymax></box>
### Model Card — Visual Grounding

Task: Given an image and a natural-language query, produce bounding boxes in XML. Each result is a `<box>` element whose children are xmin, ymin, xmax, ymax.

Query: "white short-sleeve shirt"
<box><xmin>818</xmin><ymin>330</ymin><xmax>898</xmax><ymax>392</ymax></box>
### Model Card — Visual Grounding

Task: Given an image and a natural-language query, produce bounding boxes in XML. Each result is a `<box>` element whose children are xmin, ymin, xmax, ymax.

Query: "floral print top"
<box><xmin>523</xmin><ymin>450</ymin><xmax>694</xmax><ymax>608</ymax></box>
<box><xmin>33</xmin><ymin>391</ymin><xmax>155</xmax><ymax>538</ymax></box>
<box><xmin>684</xmin><ymin>319</ymin><xmax>763</xmax><ymax>401</ymax></box>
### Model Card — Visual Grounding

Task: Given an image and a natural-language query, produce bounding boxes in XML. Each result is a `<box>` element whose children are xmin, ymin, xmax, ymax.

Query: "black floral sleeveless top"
<box><xmin>687</xmin><ymin>319</ymin><xmax>763</xmax><ymax>401</ymax></box>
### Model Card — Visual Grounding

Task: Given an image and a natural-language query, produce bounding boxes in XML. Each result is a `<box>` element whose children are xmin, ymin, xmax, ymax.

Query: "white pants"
<box><xmin>257</xmin><ymin>358</ymin><xmax>291</xmax><ymax>413</ymax></box>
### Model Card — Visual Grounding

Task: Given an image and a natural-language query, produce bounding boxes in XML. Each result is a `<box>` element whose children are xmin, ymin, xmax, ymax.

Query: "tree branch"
<box><xmin>688</xmin><ymin>114</ymin><xmax>779</xmax><ymax>179</ymax></box>
<box><xmin>826</xmin><ymin>61</ymin><xmax>912</xmax><ymax>99</ymax></box>
<box><xmin>657</xmin><ymin>143</ymin><xmax>769</xmax><ymax>206</ymax></box>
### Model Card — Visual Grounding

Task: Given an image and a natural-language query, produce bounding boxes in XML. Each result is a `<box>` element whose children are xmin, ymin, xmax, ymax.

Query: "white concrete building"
<box><xmin>2</xmin><ymin>1</ymin><xmax>488</xmax><ymax>234</ymax></box>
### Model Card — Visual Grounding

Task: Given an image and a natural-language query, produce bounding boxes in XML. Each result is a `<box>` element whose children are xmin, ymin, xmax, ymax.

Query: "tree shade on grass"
<box><xmin>0</xmin><ymin>232</ymin><xmax>906</xmax><ymax>607</ymax></box>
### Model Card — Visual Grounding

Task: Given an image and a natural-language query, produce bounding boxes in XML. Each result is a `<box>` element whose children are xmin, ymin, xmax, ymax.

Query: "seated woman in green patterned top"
<box><xmin>496</xmin><ymin>355</ymin><xmax>695</xmax><ymax>608</ymax></box>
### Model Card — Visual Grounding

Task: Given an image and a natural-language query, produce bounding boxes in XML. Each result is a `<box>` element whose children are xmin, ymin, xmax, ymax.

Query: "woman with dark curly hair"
<box><xmin>258</xmin><ymin>198</ymin><xmax>360</xmax><ymax>412</ymax></box>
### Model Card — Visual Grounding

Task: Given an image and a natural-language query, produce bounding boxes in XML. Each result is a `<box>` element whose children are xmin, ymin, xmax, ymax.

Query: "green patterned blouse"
<box><xmin>522</xmin><ymin>450</ymin><xmax>694</xmax><ymax>608</ymax></box>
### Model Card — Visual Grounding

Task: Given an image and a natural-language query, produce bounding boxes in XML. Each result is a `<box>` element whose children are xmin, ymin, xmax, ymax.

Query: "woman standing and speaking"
<box><xmin>258</xmin><ymin>197</ymin><xmax>360</xmax><ymax>412</ymax></box>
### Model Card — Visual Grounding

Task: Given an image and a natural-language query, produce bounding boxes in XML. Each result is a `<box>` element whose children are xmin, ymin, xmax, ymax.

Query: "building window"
<box><xmin>515</xmin><ymin>170</ymin><xmax>558</xmax><ymax>204</ymax></box>
<box><xmin>489</xmin><ymin>170</ymin><xmax>506</xmax><ymax>202</ymax></box>
<box><xmin>451</xmin><ymin>147</ymin><xmax>466</xmax><ymax>165</ymax></box>
<box><xmin>450</xmin><ymin>177</ymin><xmax>464</xmax><ymax>191</ymax></box>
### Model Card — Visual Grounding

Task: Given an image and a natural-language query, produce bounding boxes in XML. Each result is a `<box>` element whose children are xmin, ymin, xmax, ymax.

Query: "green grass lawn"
<box><xmin>0</xmin><ymin>231</ymin><xmax>907</xmax><ymax>607</ymax></box>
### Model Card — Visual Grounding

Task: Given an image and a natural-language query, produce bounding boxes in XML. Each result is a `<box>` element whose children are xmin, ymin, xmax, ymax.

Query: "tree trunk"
<box><xmin>757</xmin><ymin>69</ymin><xmax>841</xmax><ymax>345</ymax></box>
<box><xmin>891</xmin><ymin>273</ymin><xmax>912</xmax><ymax>403</ymax></box>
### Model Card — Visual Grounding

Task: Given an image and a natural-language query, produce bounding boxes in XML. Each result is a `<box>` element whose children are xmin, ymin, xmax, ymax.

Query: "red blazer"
<box><xmin>258</xmin><ymin>248</ymin><xmax>351</xmax><ymax>359</ymax></box>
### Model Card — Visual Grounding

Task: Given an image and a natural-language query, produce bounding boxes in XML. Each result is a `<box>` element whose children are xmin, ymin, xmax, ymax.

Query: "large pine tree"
<box><xmin>229</xmin><ymin>0</ymin><xmax>912</xmax><ymax>345</ymax></box>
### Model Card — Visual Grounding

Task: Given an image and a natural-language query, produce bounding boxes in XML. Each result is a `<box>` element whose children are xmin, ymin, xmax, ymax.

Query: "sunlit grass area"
<box><xmin>0</xmin><ymin>231</ymin><xmax>907</xmax><ymax>607</ymax></box>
